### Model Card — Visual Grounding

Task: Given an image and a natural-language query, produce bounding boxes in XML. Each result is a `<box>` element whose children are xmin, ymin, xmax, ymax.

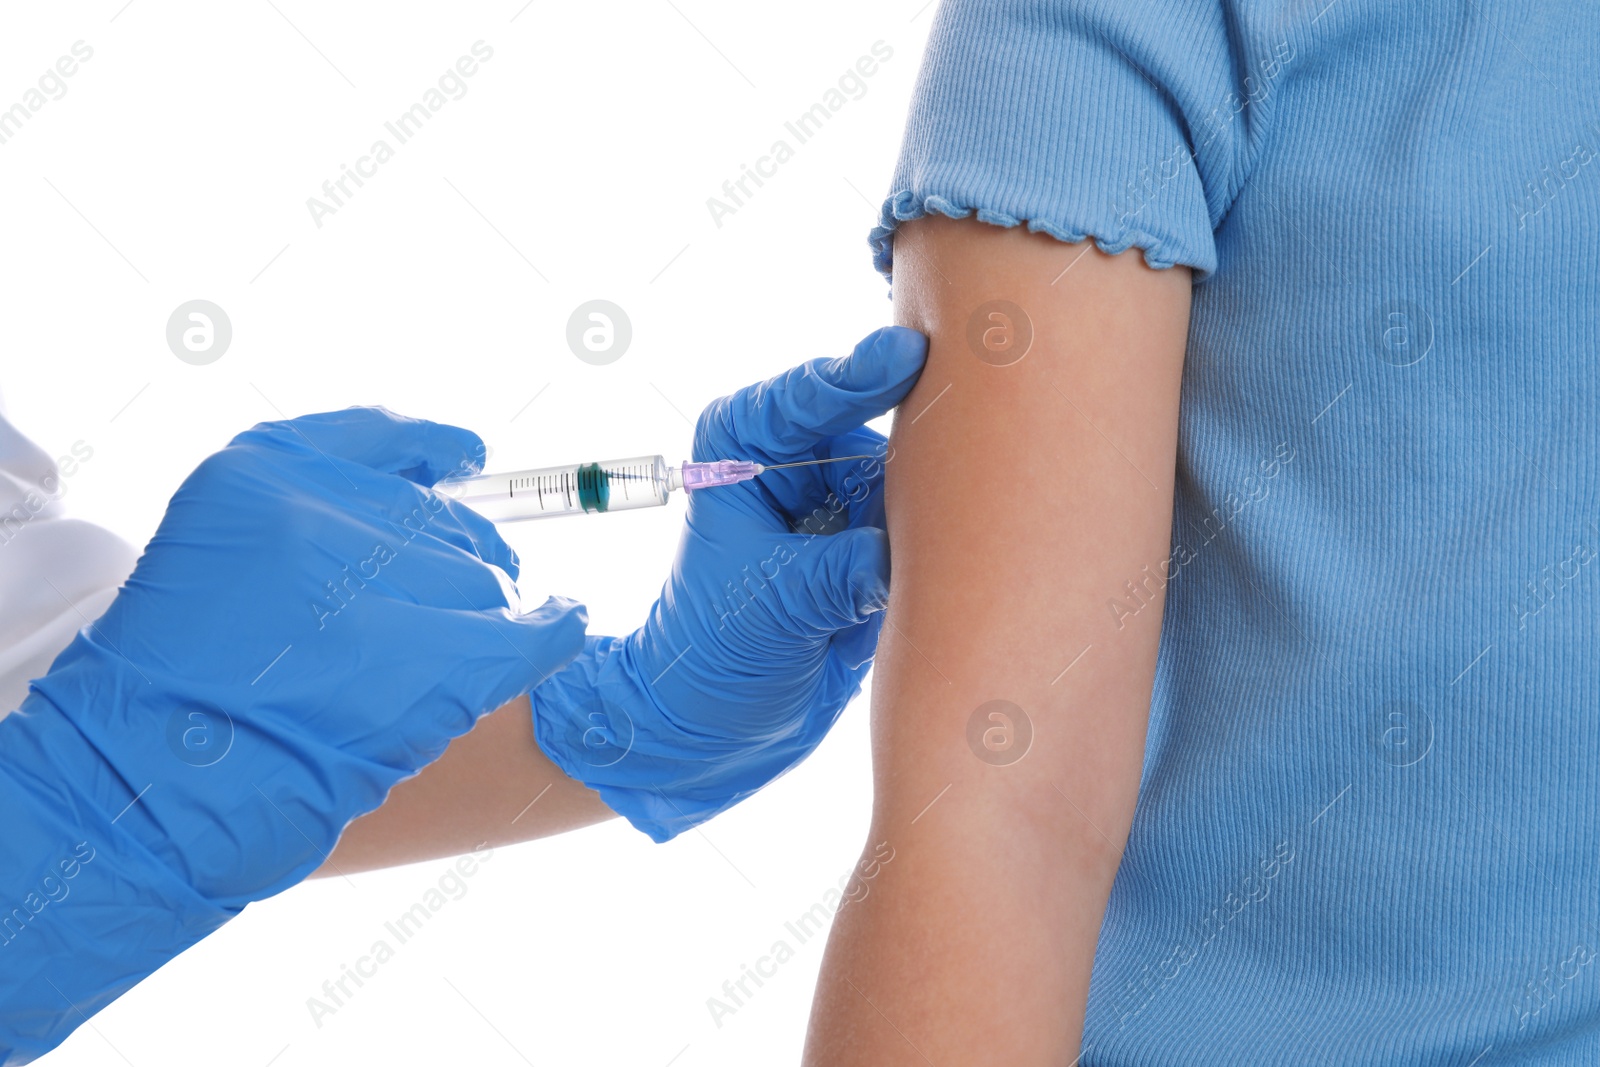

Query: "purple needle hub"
<box><xmin>678</xmin><ymin>459</ymin><xmax>764</xmax><ymax>490</ymax></box>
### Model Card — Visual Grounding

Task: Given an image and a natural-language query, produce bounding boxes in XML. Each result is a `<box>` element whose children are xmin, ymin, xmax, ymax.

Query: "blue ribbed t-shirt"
<box><xmin>873</xmin><ymin>1</ymin><xmax>1600</xmax><ymax>1062</ymax></box>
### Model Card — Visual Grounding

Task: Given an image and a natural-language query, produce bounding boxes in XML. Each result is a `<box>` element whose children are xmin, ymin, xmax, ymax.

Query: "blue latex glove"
<box><xmin>0</xmin><ymin>408</ymin><xmax>584</xmax><ymax>1063</ymax></box>
<box><xmin>532</xmin><ymin>326</ymin><xmax>928</xmax><ymax>840</ymax></box>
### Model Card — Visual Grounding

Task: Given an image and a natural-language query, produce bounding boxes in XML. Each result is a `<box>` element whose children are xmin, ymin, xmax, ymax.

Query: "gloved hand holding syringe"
<box><xmin>437</xmin><ymin>452</ymin><xmax>874</xmax><ymax>522</ymax></box>
<box><xmin>0</xmin><ymin>327</ymin><xmax>927</xmax><ymax>1063</ymax></box>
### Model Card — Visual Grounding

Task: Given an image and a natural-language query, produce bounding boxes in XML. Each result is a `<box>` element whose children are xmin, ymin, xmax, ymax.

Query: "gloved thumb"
<box><xmin>695</xmin><ymin>326</ymin><xmax>928</xmax><ymax>461</ymax></box>
<box><xmin>785</xmin><ymin>526</ymin><xmax>891</xmax><ymax>635</ymax></box>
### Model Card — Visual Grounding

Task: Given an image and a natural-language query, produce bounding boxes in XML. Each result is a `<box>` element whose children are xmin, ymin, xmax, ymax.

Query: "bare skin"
<box><xmin>802</xmin><ymin>216</ymin><xmax>1192</xmax><ymax>1063</ymax></box>
<box><xmin>316</xmin><ymin>694</ymin><xmax>615</xmax><ymax>876</ymax></box>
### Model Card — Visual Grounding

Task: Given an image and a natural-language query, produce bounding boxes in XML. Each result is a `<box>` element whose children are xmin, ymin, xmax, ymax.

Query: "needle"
<box><xmin>761</xmin><ymin>454</ymin><xmax>877</xmax><ymax>471</ymax></box>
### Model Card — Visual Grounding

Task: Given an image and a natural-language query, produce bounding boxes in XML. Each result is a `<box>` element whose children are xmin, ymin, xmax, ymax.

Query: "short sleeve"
<box><xmin>874</xmin><ymin>0</ymin><xmax>1260</xmax><ymax>283</ymax></box>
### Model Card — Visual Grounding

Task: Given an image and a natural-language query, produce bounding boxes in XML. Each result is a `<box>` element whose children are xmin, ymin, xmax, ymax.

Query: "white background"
<box><xmin>1</xmin><ymin>2</ymin><xmax>933</xmax><ymax>1063</ymax></box>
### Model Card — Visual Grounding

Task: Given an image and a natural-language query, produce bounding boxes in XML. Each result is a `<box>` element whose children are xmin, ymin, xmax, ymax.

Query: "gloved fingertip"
<box><xmin>864</xmin><ymin>324</ymin><xmax>929</xmax><ymax>375</ymax></box>
<box><xmin>264</xmin><ymin>406</ymin><xmax>491</xmax><ymax>487</ymax></box>
<box><xmin>820</xmin><ymin>326</ymin><xmax>929</xmax><ymax>404</ymax></box>
<box><xmin>530</xmin><ymin>594</ymin><xmax>589</xmax><ymax>630</ymax></box>
<box><xmin>869</xmin><ymin>324</ymin><xmax>930</xmax><ymax>361</ymax></box>
<box><xmin>499</xmin><ymin>595</ymin><xmax>590</xmax><ymax>686</ymax></box>
<box><xmin>855</xmin><ymin>562</ymin><xmax>891</xmax><ymax>618</ymax></box>
<box><xmin>434</xmin><ymin>495</ymin><xmax>520</xmax><ymax>578</ymax></box>
<box><xmin>455</xmin><ymin>432</ymin><xmax>491</xmax><ymax>477</ymax></box>
<box><xmin>361</xmin><ymin>407</ymin><xmax>487</xmax><ymax>485</ymax></box>
<box><xmin>830</xmin><ymin>526</ymin><xmax>891</xmax><ymax>620</ymax></box>
<box><xmin>831</xmin><ymin>614</ymin><xmax>886</xmax><ymax>671</ymax></box>
<box><xmin>410</xmin><ymin>422</ymin><xmax>489</xmax><ymax>486</ymax></box>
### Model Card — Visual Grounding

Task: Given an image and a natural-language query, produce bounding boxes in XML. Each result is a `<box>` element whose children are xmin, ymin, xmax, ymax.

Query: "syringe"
<box><xmin>436</xmin><ymin>453</ymin><xmax>871</xmax><ymax>522</ymax></box>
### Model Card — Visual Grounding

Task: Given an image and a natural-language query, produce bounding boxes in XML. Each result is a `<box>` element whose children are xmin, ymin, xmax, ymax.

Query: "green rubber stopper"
<box><xmin>575</xmin><ymin>463</ymin><xmax>610</xmax><ymax>513</ymax></box>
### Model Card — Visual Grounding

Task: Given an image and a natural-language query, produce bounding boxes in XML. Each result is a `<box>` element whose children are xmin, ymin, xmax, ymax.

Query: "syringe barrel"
<box><xmin>438</xmin><ymin>454</ymin><xmax>672</xmax><ymax>522</ymax></box>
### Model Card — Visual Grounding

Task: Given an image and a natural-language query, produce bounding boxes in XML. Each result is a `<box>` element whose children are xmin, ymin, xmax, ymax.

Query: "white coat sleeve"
<box><xmin>0</xmin><ymin>411</ymin><xmax>136</xmax><ymax>716</ymax></box>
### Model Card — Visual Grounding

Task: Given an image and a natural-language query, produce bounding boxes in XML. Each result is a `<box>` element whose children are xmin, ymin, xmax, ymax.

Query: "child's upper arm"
<box><xmin>804</xmin><ymin>213</ymin><xmax>1192</xmax><ymax>1063</ymax></box>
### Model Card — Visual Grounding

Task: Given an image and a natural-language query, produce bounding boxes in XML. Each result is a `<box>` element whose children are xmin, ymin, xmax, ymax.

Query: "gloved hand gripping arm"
<box><xmin>530</xmin><ymin>326</ymin><xmax>928</xmax><ymax>841</ymax></box>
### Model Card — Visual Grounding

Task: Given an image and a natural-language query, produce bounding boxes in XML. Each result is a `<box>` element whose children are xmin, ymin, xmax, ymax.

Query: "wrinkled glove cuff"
<box><xmin>30</xmin><ymin>643</ymin><xmax>391</xmax><ymax>910</ymax></box>
<box><xmin>0</xmin><ymin>694</ymin><xmax>233</xmax><ymax>1061</ymax></box>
